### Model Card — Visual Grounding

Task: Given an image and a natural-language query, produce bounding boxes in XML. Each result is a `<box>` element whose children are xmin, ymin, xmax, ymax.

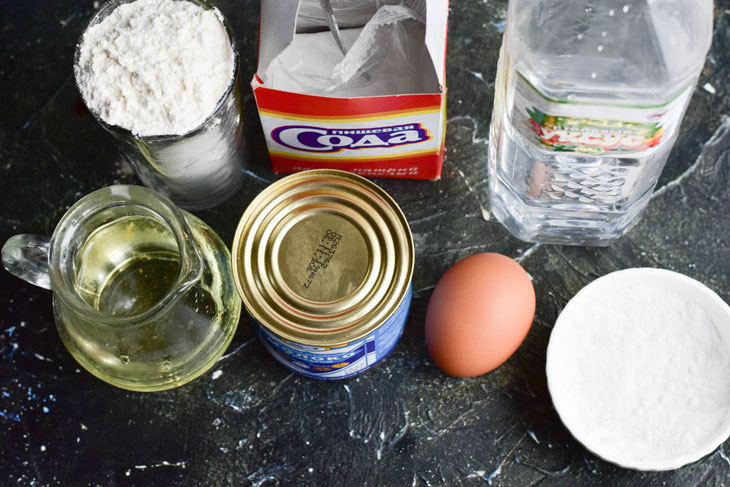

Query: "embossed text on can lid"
<box><xmin>232</xmin><ymin>170</ymin><xmax>414</xmax><ymax>346</ymax></box>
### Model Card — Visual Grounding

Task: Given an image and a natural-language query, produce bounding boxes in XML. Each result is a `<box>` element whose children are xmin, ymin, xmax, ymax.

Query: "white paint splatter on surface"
<box><xmin>486</xmin><ymin>464</ymin><xmax>501</xmax><ymax>485</ymax></box>
<box><xmin>134</xmin><ymin>461</ymin><xmax>187</xmax><ymax>470</ymax></box>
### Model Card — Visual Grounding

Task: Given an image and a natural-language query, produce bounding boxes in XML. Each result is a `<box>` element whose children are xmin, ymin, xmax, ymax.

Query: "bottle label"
<box><xmin>513</xmin><ymin>72</ymin><xmax>694</xmax><ymax>155</ymax></box>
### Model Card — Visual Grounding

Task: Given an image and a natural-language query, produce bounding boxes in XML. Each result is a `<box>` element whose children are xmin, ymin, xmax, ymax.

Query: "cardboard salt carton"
<box><xmin>252</xmin><ymin>0</ymin><xmax>448</xmax><ymax>180</ymax></box>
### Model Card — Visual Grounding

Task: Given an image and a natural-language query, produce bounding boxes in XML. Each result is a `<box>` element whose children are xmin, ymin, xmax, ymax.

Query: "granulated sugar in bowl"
<box><xmin>546</xmin><ymin>268</ymin><xmax>730</xmax><ymax>471</ymax></box>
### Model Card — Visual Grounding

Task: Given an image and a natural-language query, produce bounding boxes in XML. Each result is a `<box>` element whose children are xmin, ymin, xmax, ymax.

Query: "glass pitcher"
<box><xmin>1</xmin><ymin>185</ymin><xmax>241</xmax><ymax>391</ymax></box>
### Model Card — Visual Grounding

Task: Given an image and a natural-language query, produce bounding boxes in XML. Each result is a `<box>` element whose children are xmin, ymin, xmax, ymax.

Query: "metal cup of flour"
<box><xmin>74</xmin><ymin>0</ymin><xmax>246</xmax><ymax>210</ymax></box>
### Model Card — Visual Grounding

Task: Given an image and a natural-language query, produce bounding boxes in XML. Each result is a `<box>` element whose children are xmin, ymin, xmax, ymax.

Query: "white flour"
<box><xmin>75</xmin><ymin>0</ymin><xmax>234</xmax><ymax>137</ymax></box>
<box><xmin>547</xmin><ymin>281</ymin><xmax>730</xmax><ymax>468</ymax></box>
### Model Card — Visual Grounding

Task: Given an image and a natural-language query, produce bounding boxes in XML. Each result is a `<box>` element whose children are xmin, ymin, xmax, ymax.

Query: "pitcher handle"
<box><xmin>2</xmin><ymin>235</ymin><xmax>52</xmax><ymax>290</ymax></box>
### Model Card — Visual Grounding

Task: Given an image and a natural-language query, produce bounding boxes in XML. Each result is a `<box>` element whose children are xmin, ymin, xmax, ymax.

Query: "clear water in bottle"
<box><xmin>488</xmin><ymin>0</ymin><xmax>713</xmax><ymax>245</ymax></box>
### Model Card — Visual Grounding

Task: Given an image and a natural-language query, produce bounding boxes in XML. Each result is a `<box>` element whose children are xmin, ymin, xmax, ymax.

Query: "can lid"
<box><xmin>232</xmin><ymin>170</ymin><xmax>414</xmax><ymax>346</ymax></box>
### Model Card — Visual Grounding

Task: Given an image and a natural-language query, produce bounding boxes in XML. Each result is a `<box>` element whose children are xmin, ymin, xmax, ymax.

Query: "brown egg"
<box><xmin>425</xmin><ymin>253</ymin><xmax>535</xmax><ymax>377</ymax></box>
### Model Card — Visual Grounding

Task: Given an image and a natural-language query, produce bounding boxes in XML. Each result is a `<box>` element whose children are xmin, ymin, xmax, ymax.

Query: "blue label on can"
<box><xmin>254</xmin><ymin>285</ymin><xmax>412</xmax><ymax>380</ymax></box>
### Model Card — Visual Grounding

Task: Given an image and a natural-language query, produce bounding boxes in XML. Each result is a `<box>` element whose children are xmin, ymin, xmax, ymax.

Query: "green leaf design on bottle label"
<box><xmin>527</xmin><ymin>107</ymin><xmax>665</xmax><ymax>155</ymax></box>
<box><xmin>513</xmin><ymin>71</ymin><xmax>693</xmax><ymax>156</ymax></box>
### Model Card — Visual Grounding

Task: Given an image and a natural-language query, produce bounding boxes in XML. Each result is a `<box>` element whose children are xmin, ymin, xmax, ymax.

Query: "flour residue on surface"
<box><xmin>75</xmin><ymin>0</ymin><xmax>234</xmax><ymax>137</ymax></box>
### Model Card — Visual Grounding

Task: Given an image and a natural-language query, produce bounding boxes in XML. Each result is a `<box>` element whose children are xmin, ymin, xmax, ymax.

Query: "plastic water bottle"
<box><xmin>488</xmin><ymin>0</ymin><xmax>713</xmax><ymax>245</ymax></box>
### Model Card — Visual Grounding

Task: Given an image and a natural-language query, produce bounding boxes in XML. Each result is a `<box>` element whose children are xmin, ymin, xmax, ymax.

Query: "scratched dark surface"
<box><xmin>2</xmin><ymin>1</ymin><xmax>730</xmax><ymax>486</ymax></box>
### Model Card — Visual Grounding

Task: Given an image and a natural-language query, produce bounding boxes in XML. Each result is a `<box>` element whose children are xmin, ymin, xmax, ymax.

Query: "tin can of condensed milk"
<box><xmin>232</xmin><ymin>170</ymin><xmax>414</xmax><ymax>379</ymax></box>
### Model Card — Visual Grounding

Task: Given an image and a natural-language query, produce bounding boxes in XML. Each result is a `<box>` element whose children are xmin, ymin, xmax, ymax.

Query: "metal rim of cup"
<box><xmin>72</xmin><ymin>0</ymin><xmax>241</xmax><ymax>141</ymax></box>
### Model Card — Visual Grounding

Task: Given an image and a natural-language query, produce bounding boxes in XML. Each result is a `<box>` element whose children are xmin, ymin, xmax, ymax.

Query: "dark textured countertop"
<box><xmin>2</xmin><ymin>1</ymin><xmax>730</xmax><ymax>486</ymax></box>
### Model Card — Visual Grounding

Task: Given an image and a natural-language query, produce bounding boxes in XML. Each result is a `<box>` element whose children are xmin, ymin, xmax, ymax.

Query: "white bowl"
<box><xmin>546</xmin><ymin>268</ymin><xmax>730</xmax><ymax>471</ymax></box>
